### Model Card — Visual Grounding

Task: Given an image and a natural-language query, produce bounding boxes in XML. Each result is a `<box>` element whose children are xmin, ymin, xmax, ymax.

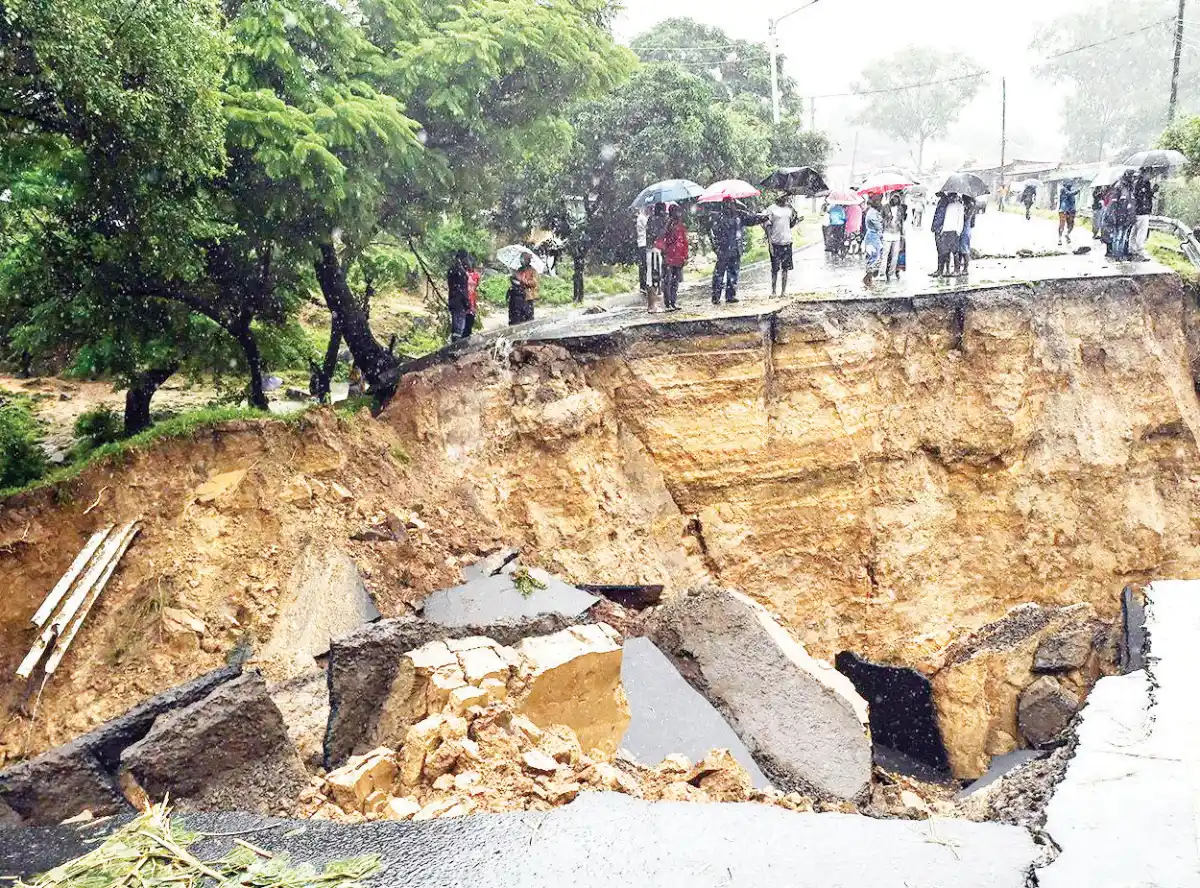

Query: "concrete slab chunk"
<box><xmin>422</xmin><ymin>572</ymin><xmax>598</xmax><ymax>627</ymax></box>
<box><xmin>654</xmin><ymin>588</ymin><xmax>871</xmax><ymax>800</ymax></box>
<box><xmin>1037</xmin><ymin>580</ymin><xmax>1200</xmax><ymax>888</ymax></box>
<box><xmin>620</xmin><ymin>637</ymin><xmax>769</xmax><ymax>788</ymax></box>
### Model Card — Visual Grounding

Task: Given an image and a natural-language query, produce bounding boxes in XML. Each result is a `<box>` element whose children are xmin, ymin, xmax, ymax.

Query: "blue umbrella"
<box><xmin>629</xmin><ymin>179</ymin><xmax>704</xmax><ymax>210</ymax></box>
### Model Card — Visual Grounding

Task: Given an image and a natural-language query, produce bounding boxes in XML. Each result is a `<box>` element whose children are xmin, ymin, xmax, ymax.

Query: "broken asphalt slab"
<box><xmin>620</xmin><ymin>638</ymin><xmax>769</xmax><ymax>789</ymax></box>
<box><xmin>0</xmin><ymin>664</ymin><xmax>241</xmax><ymax>825</ymax></box>
<box><xmin>1036</xmin><ymin>579</ymin><xmax>1200</xmax><ymax>887</ymax></box>
<box><xmin>0</xmin><ymin>793</ymin><xmax>1038</xmax><ymax>887</ymax></box>
<box><xmin>653</xmin><ymin>588</ymin><xmax>872</xmax><ymax>800</ymax></box>
<box><xmin>421</xmin><ymin>570</ymin><xmax>598</xmax><ymax>627</ymax></box>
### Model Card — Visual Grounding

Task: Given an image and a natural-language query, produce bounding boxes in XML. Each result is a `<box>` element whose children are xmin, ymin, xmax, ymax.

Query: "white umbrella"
<box><xmin>495</xmin><ymin>245</ymin><xmax>546</xmax><ymax>273</ymax></box>
<box><xmin>1090</xmin><ymin>166</ymin><xmax>1135</xmax><ymax>188</ymax></box>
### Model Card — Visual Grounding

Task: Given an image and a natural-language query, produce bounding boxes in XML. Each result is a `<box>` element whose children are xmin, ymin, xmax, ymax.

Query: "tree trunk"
<box><xmin>311</xmin><ymin>313</ymin><xmax>342</xmax><ymax>403</ymax></box>
<box><xmin>230</xmin><ymin>322</ymin><xmax>268</xmax><ymax>410</ymax></box>
<box><xmin>315</xmin><ymin>243</ymin><xmax>399</xmax><ymax>393</ymax></box>
<box><xmin>124</xmin><ymin>363</ymin><xmax>179</xmax><ymax>436</ymax></box>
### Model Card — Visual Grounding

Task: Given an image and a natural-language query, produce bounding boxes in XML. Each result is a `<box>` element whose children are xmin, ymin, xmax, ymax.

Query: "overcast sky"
<box><xmin>613</xmin><ymin>0</ymin><xmax>1099</xmax><ymax>169</ymax></box>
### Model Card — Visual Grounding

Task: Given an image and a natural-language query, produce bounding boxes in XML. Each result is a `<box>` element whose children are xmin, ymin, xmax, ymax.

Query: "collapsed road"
<box><xmin>3</xmin><ymin>255</ymin><xmax>1200</xmax><ymax>885</ymax></box>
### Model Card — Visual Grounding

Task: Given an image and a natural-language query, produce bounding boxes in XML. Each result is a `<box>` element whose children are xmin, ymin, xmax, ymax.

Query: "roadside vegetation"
<box><xmin>0</xmin><ymin>4</ymin><xmax>830</xmax><ymax>493</ymax></box>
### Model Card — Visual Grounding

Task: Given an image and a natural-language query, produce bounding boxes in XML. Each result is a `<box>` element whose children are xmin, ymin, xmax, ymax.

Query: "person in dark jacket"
<box><xmin>1107</xmin><ymin>171</ymin><xmax>1138</xmax><ymax>260</ymax></box>
<box><xmin>447</xmin><ymin>249</ymin><xmax>471</xmax><ymax>341</ymax></box>
<box><xmin>711</xmin><ymin>198</ymin><xmax>766</xmax><ymax>304</ymax></box>
<box><xmin>1091</xmin><ymin>187</ymin><xmax>1105</xmax><ymax>240</ymax></box>
<box><xmin>1132</xmin><ymin>173</ymin><xmax>1157</xmax><ymax>260</ymax></box>
<box><xmin>1021</xmin><ymin>183</ymin><xmax>1037</xmax><ymax>220</ymax></box>
<box><xmin>930</xmin><ymin>192</ymin><xmax>951</xmax><ymax>276</ymax></box>
<box><xmin>1057</xmin><ymin>181</ymin><xmax>1079</xmax><ymax>246</ymax></box>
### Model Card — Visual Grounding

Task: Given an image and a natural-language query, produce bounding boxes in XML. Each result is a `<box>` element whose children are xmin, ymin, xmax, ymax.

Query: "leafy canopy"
<box><xmin>852</xmin><ymin>47</ymin><xmax>985</xmax><ymax>170</ymax></box>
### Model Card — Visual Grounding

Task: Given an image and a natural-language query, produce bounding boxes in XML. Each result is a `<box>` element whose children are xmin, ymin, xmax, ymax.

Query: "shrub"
<box><xmin>1161</xmin><ymin>178</ymin><xmax>1200</xmax><ymax>227</ymax></box>
<box><xmin>73</xmin><ymin>405</ymin><xmax>124</xmax><ymax>455</ymax></box>
<box><xmin>0</xmin><ymin>398</ymin><xmax>46</xmax><ymax>489</ymax></box>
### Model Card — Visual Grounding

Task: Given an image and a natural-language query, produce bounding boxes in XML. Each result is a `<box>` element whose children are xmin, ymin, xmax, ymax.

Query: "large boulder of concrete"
<box><xmin>120</xmin><ymin>672</ymin><xmax>307</xmax><ymax>813</ymax></box>
<box><xmin>929</xmin><ymin>603</ymin><xmax>1107</xmax><ymax>779</ymax></box>
<box><xmin>260</xmin><ymin>545</ymin><xmax>379</xmax><ymax>678</ymax></box>
<box><xmin>1017</xmin><ymin>676</ymin><xmax>1079</xmax><ymax>747</ymax></box>
<box><xmin>653</xmin><ymin>587</ymin><xmax>871</xmax><ymax>800</ymax></box>
<box><xmin>0</xmin><ymin>665</ymin><xmax>241</xmax><ymax>825</ymax></box>
<box><xmin>324</xmin><ymin>614</ymin><xmax>579</xmax><ymax>767</ymax></box>
<box><xmin>512</xmin><ymin>623</ymin><xmax>630</xmax><ymax>756</ymax></box>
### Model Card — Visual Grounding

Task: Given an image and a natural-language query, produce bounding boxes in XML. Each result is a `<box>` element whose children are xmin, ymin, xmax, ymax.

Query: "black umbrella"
<box><xmin>759</xmin><ymin>167</ymin><xmax>829</xmax><ymax>196</ymax></box>
<box><xmin>936</xmin><ymin>171</ymin><xmax>989</xmax><ymax>197</ymax></box>
<box><xmin>1124</xmin><ymin>149</ymin><xmax>1188</xmax><ymax>175</ymax></box>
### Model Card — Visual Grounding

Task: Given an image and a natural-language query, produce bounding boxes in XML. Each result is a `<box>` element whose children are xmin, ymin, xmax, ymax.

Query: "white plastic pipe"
<box><xmin>45</xmin><ymin>523</ymin><xmax>140</xmax><ymax>675</ymax></box>
<box><xmin>17</xmin><ymin>521</ymin><xmax>135</xmax><ymax>679</ymax></box>
<box><xmin>30</xmin><ymin>525</ymin><xmax>113</xmax><ymax>628</ymax></box>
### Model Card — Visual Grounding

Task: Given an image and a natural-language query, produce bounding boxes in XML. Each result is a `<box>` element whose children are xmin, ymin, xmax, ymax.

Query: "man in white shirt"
<box><xmin>636</xmin><ymin>210</ymin><xmax>649</xmax><ymax>294</ymax></box>
<box><xmin>763</xmin><ymin>194</ymin><xmax>800</xmax><ymax>296</ymax></box>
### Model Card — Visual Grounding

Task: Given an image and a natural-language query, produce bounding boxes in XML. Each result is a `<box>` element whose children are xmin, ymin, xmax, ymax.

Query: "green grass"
<box><xmin>1147</xmin><ymin>230</ymin><xmax>1200</xmax><ymax>281</ymax></box>
<box><xmin>0</xmin><ymin>406</ymin><xmax>293</xmax><ymax>501</ymax></box>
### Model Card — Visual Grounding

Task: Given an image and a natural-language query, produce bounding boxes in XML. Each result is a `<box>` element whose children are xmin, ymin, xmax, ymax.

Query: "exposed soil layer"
<box><xmin>4</xmin><ymin>272</ymin><xmax>1199</xmax><ymax>768</ymax></box>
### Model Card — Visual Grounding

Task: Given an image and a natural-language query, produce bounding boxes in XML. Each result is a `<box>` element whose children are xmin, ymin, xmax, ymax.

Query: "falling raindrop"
<box><xmin>599</xmin><ymin>144</ymin><xmax>617</xmax><ymax>162</ymax></box>
<box><xmin>416</xmin><ymin>129</ymin><xmax>428</xmax><ymax>145</ymax></box>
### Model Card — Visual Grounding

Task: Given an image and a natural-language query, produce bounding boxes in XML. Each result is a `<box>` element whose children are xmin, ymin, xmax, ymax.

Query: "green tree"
<box><xmin>852</xmin><ymin>47</ymin><xmax>985</xmax><ymax>171</ymax></box>
<box><xmin>1160</xmin><ymin>115</ymin><xmax>1200</xmax><ymax>177</ymax></box>
<box><xmin>1032</xmin><ymin>0</ymin><xmax>1193</xmax><ymax>162</ymax></box>
<box><xmin>631</xmin><ymin>17</ymin><xmax>796</xmax><ymax>111</ymax></box>
<box><xmin>498</xmin><ymin>64</ymin><xmax>788</xmax><ymax>300</ymax></box>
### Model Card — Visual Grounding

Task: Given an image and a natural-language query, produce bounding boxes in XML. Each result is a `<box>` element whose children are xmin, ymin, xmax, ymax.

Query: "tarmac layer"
<box><xmin>1</xmin><ymin>793</ymin><xmax>1038</xmax><ymax>887</ymax></box>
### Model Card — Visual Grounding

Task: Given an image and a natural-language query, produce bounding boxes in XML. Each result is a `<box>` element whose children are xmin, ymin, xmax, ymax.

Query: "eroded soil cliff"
<box><xmin>3</xmin><ymin>272</ymin><xmax>1198</xmax><ymax>771</ymax></box>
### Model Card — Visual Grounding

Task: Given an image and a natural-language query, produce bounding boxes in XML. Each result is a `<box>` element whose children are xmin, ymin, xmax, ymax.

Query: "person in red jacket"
<box><xmin>657</xmin><ymin>203</ymin><xmax>688</xmax><ymax>311</ymax></box>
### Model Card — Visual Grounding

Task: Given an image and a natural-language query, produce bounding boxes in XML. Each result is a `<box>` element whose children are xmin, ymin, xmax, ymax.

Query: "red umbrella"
<box><xmin>825</xmin><ymin>189</ymin><xmax>864</xmax><ymax>206</ymax></box>
<box><xmin>697</xmin><ymin>179</ymin><xmax>761</xmax><ymax>203</ymax></box>
<box><xmin>857</xmin><ymin>171</ymin><xmax>914</xmax><ymax>196</ymax></box>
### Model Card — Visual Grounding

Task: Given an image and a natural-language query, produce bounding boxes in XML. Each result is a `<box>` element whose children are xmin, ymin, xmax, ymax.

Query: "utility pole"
<box><xmin>769</xmin><ymin>18</ymin><xmax>780</xmax><ymax>126</ymax></box>
<box><xmin>768</xmin><ymin>0</ymin><xmax>820</xmax><ymax>126</ymax></box>
<box><xmin>810</xmin><ymin>97</ymin><xmax>816</xmax><ymax>131</ymax></box>
<box><xmin>848</xmin><ymin>130</ymin><xmax>860</xmax><ymax>183</ymax></box>
<box><xmin>1169</xmin><ymin>0</ymin><xmax>1187</xmax><ymax>122</ymax></box>
<box><xmin>999</xmin><ymin>77</ymin><xmax>1007</xmax><ymax>202</ymax></box>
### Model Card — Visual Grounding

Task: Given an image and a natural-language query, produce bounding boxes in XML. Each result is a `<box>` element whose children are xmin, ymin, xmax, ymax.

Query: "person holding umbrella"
<box><xmin>646</xmin><ymin>203</ymin><xmax>669</xmax><ymax>292</ymax></box>
<box><xmin>711</xmin><ymin>197</ymin><xmax>766</xmax><ymax>304</ymax></box>
<box><xmin>862</xmin><ymin>195</ymin><xmax>884</xmax><ymax>287</ymax></box>
<box><xmin>507</xmin><ymin>252</ymin><xmax>539</xmax><ymax>325</ymax></box>
<box><xmin>1132</xmin><ymin>172</ymin><xmax>1158</xmax><ymax>260</ymax></box>
<box><xmin>636</xmin><ymin>209</ymin><xmax>649</xmax><ymax>294</ymax></box>
<box><xmin>764</xmin><ymin>194</ymin><xmax>801</xmax><ymax>296</ymax></box>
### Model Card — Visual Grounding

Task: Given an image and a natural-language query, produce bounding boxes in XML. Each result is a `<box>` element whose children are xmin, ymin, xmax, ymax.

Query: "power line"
<box><xmin>794</xmin><ymin>17</ymin><xmax>1176</xmax><ymax>102</ymax></box>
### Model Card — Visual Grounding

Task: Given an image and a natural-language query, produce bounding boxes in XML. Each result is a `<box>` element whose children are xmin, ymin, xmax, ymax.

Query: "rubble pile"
<box><xmin>298</xmin><ymin>625</ymin><xmax>824</xmax><ymax>822</ymax></box>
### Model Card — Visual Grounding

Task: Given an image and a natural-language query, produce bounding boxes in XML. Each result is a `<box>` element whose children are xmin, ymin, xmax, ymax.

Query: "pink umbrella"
<box><xmin>857</xmin><ymin>171</ymin><xmax>914</xmax><ymax>196</ymax></box>
<box><xmin>697</xmin><ymin>179</ymin><xmax>761</xmax><ymax>203</ymax></box>
<box><xmin>825</xmin><ymin>189</ymin><xmax>864</xmax><ymax>206</ymax></box>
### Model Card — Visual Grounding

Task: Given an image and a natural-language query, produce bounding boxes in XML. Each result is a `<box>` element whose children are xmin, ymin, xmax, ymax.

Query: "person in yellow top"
<box><xmin>507</xmin><ymin>252</ymin><xmax>539</xmax><ymax>325</ymax></box>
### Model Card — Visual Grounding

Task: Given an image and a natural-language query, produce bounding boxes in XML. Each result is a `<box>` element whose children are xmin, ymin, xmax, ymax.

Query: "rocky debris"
<box><xmin>420</xmin><ymin>566</ymin><xmax>598</xmax><ymax>627</ymax></box>
<box><xmin>324</xmin><ymin>613</ymin><xmax>581</xmax><ymax>767</ymax></box>
<box><xmin>1017</xmin><ymin>676</ymin><xmax>1079</xmax><ymax>747</ymax></box>
<box><xmin>269</xmin><ymin>670</ymin><xmax>330</xmax><ymax>770</ymax></box>
<box><xmin>0</xmin><ymin>665</ymin><xmax>241</xmax><ymax>825</ymax></box>
<box><xmin>835</xmin><ymin>652</ymin><xmax>950</xmax><ymax>778</ymax></box>
<box><xmin>120</xmin><ymin>672</ymin><xmax>308</xmax><ymax>814</ymax></box>
<box><xmin>1033</xmin><ymin>628</ymin><xmax>1092</xmax><ymax>673</ymax></box>
<box><xmin>955</xmin><ymin>745</ymin><xmax>1073</xmax><ymax>830</ymax></box>
<box><xmin>259</xmin><ymin>545</ymin><xmax>379</xmax><ymax>678</ymax></box>
<box><xmin>619</xmin><ymin>637</ymin><xmax>768</xmax><ymax>787</ymax></box>
<box><xmin>653</xmin><ymin>587</ymin><xmax>872</xmax><ymax>801</ymax></box>
<box><xmin>929</xmin><ymin>603</ymin><xmax>1112</xmax><ymax>779</ymax></box>
<box><xmin>512</xmin><ymin>623</ymin><xmax>630</xmax><ymax>757</ymax></box>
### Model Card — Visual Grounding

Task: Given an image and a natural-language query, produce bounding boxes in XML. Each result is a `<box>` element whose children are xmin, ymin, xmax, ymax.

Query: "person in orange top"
<box><xmin>656</xmin><ymin>204</ymin><xmax>688</xmax><ymax>311</ymax></box>
<box><xmin>507</xmin><ymin>252</ymin><xmax>538</xmax><ymax>325</ymax></box>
